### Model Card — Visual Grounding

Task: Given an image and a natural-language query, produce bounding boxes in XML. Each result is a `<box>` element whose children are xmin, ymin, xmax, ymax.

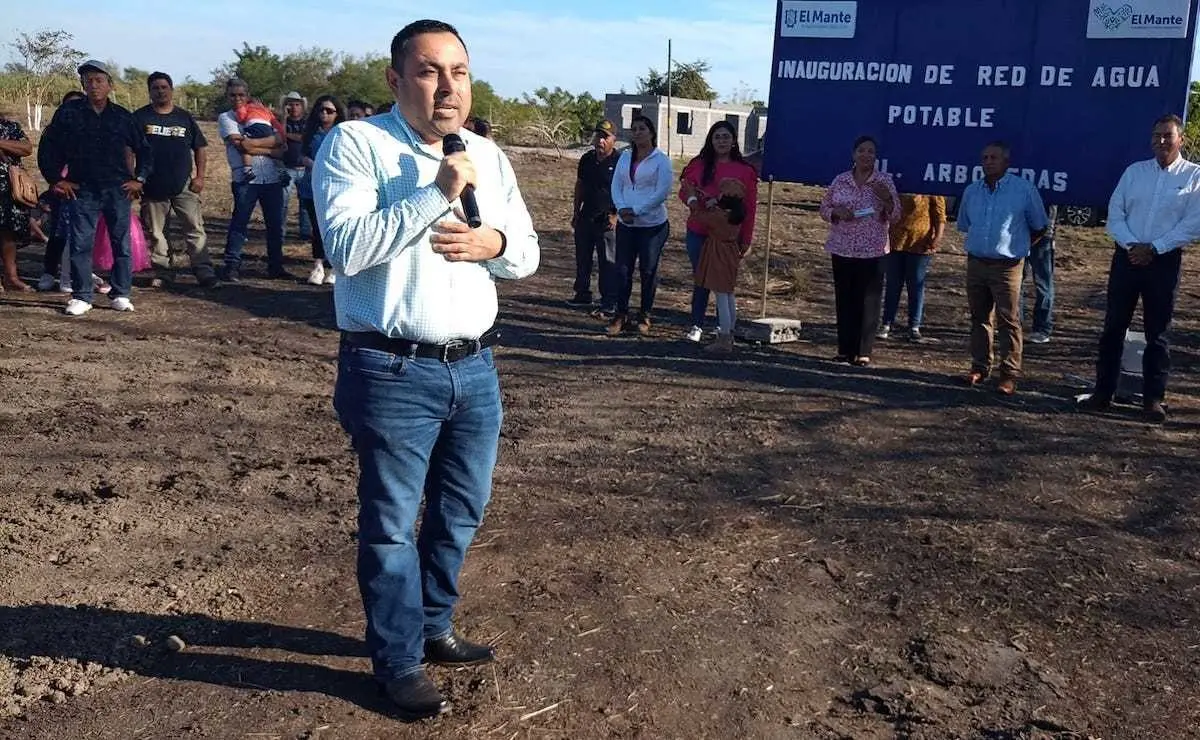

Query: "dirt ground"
<box><xmin>1</xmin><ymin>127</ymin><xmax>1199</xmax><ymax>740</ymax></box>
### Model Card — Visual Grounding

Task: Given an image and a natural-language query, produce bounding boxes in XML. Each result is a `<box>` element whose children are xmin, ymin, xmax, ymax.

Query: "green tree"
<box><xmin>522</xmin><ymin>86</ymin><xmax>604</xmax><ymax>141</ymax></box>
<box><xmin>8</xmin><ymin>28</ymin><xmax>84</xmax><ymax>129</ymax></box>
<box><xmin>326</xmin><ymin>54</ymin><xmax>390</xmax><ymax>107</ymax></box>
<box><xmin>176</xmin><ymin>77</ymin><xmax>223</xmax><ymax>118</ymax></box>
<box><xmin>278</xmin><ymin>47</ymin><xmax>336</xmax><ymax>103</ymax></box>
<box><xmin>470</xmin><ymin>79</ymin><xmax>503</xmax><ymax>120</ymax></box>
<box><xmin>214</xmin><ymin>43</ymin><xmax>286</xmax><ymax>107</ymax></box>
<box><xmin>637</xmin><ymin>59</ymin><xmax>717</xmax><ymax>102</ymax></box>
<box><xmin>122</xmin><ymin>66</ymin><xmax>150</xmax><ymax>85</ymax></box>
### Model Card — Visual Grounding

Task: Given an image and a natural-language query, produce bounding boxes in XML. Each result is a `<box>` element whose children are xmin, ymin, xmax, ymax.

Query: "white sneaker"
<box><xmin>64</xmin><ymin>299</ymin><xmax>92</xmax><ymax>316</ymax></box>
<box><xmin>876</xmin><ymin>324</ymin><xmax>891</xmax><ymax>339</ymax></box>
<box><xmin>686</xmin><ymin>325</ymin><xmax>703</xmax><ymax>343</ymax></box>
<box><xmin>58</xmin><ymin>279</ymin><xmax>73</xmax><ymax>294</ymax></box>
<box><xmin>36</xmin><ymin>273</ymin><xmax>55</xmax><ymax>291</ymax></box>
<box><xmin>1028</xmin><ymin>331</ymin><xmax>1051</xmax><ymax>344</ymax></box>
<box><xmin>110</xmin><ymin>297</ymin><xmax>135</xmax><ymax>312</ymax></box>
<box><xmin>307</xmin><ymin>262</ymin><xmax>325</xmax><ymax>285</ymax></box>
<box><xmin>323</xmin><ymin>271</ymin><xmax>336</xmax><ymax>285</ymax></box>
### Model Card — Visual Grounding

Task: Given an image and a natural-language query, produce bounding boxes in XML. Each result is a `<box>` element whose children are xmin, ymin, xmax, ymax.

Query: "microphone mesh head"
<box><xmin>442</xmin><ymin>133</ymin><xmax>466</xmax><ymax>154</ymax></box>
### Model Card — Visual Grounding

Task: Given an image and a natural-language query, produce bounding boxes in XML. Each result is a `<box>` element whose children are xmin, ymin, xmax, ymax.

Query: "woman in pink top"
<box><xmin>679</xmin><ymin>121</ymin><xmax>758</xmax><ymax>342</ymax></box>
<box><xmin>819</xmin><ymin>135</ymin><xmax>900</xmax><ymax>366</ymax></box>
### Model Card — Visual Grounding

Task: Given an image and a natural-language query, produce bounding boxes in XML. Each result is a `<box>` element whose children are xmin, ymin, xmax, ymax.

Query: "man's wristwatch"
<box><xmin>135</xmin><ymin>175</ymin><xmax>146</xmax><ymax>184</ymax></box>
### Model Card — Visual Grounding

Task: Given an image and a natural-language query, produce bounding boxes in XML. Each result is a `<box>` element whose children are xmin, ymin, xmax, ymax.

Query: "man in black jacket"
<box><xmin>38</xmin><ymin>60</ymin><xmax>153</xmax><ymax>316</ymax></box>
<box><xmin>569</xmin><ymin>119</ymin><xmax>620</xmax><ymax>315</ymax></box>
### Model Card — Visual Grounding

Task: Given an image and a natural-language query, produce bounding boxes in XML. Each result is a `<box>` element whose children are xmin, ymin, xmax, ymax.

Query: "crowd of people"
<box><xmin>562</xmin><ymin>110</ymin><xmax>1192</xmax><ymax>420</ymax></box>
<box><xmin>0</xmin><ymin>61</ymin><xmax>494</xmax><ymax>309</ymax></box>
<box><xmin>0</xmin><ymin>53</ymin><xmax>1188</xmax><ymax>419</ymax></box>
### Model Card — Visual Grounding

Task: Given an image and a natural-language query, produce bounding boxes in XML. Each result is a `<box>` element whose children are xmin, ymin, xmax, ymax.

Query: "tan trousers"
<box><xmin>139</xmin><ymin>190</ymin><xmax>212</xmax><ymax>275</ymax></box>
<box><xmin>966</xmin><ymin>256</ymin><xmax>1024</xmax><ymax>379</ymax></box>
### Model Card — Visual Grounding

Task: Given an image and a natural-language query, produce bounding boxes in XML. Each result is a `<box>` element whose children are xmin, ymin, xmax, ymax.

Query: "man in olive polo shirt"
<box><xmin>569</xmin><ymin>119</ymin><xmax>620</xmax><ymax>315</ymax></box>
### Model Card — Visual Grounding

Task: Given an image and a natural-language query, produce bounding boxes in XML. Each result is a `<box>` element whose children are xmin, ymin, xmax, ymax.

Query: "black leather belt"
<box><xmin>342</xmin><ymin>328</ymin><xmax>501</xmax><ymax>363</ymax></box>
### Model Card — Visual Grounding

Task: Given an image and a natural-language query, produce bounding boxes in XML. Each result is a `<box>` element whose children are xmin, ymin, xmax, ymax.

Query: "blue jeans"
<box><xmin>882</xmin><ymin>251</ymin><xmax>933</xmax><ymax>329</ymax></box>
<box><xmin>283</xmin><ymin>166</ymin><xmax>312</xmax><ymax>239</ymax></box>
<box><xmin>614</xmin><ymin>221</ymin><xmax>670</xmax><ymax>317</ymax></box>
<box><xmin>1020</xmin><ymin>237</ymin><xmax>1055</xmax><ymax>334</ymax></box>
<box><xmin>685</xmin><ymin>229</ymin><xmax>711</xmax><ymax>327</ymax></box>
<box><xmin>333</xmin><ymin>339</ymin><xmax>503</xmax><ymax>681</ymax></box>
<box><xmin>69</xmin><ymin>186</ymin><xmax>132</xmax><ymax>302</ymax></box>
<box><xmin>223</xmin><ymin>180</ymin><xmax>285</xmax><ymax>272</ymax></box>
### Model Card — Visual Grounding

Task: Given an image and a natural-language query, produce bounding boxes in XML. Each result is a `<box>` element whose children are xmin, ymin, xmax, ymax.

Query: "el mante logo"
<box><xmin>1088</xmin><ymin>0</ymin><xmax>1189</xmax><ymax>38</ymax></box>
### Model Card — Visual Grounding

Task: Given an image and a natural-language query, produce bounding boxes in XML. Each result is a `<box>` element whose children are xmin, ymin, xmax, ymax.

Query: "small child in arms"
<box><xmin>233</xmin><ymin>99</ymin><xmax>289</xmax><ymax>185</ymax></box>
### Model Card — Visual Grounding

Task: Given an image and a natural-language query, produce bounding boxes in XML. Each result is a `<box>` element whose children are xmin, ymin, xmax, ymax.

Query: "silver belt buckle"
<box><xmin>440</xmin><ymin>339</ymin><xmax>465</xmax><ymax>362</ymax></box>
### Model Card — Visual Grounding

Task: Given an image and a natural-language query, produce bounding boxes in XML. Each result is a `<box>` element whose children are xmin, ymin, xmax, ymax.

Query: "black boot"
<box><xmin>379</xmin><ymin>671</ymin><xmax>449</xmax><ymax>721</ymax></box>
<box><xmin>423</xmin><ymin>631</ymin><xmax>495</xmax><ymax>666</ymax></box>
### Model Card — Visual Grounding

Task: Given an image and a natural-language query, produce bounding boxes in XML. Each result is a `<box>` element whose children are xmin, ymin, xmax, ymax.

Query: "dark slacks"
<box><xmin>1094</xmin><ymin>247</ymin><xmax>1182</xmax><ymax>403</ymax></box>
<box><xmin>831</xmin><ymin>254</ymin><xmax>884</xmax><ymax>358</ymax></box>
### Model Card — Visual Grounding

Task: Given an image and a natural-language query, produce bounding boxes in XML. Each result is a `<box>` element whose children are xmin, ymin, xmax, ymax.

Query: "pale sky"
<box><xmin>8</xmin><ymin>0</ymin><xmax>776</xmax><ymax>101</ymax></box>
<box><xmin>8</xmin><ymin>1</ymin><xmax>1200</xmax><ymax>101</ymax></box>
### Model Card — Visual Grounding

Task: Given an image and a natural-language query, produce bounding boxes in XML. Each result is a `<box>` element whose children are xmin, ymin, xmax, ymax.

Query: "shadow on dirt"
<box><xmin>0</xmin><ymin>605</ymin><xmax>408</xmax><ymax>716</ymax></box>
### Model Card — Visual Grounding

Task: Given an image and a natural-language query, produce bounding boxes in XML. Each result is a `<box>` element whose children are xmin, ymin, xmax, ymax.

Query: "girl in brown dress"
<box><xmin>0</xmin><ymin>113</ymin><xmax>34</xmax><ymax>291</ymax></box>
<box><xmin>686</xmin><ymin>178</ymin><xmax>750</xmax><ymax>354</ymax></box>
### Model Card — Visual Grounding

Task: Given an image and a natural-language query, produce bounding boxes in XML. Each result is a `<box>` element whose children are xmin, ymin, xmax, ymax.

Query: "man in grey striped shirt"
<box><xmin>313</xmin><ymin>18</ymin><xmax>538</xmax><ymax>721</ymax></box>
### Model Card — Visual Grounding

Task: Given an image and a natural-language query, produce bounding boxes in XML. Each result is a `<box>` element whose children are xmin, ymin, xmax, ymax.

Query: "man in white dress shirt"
<box><xmin>1078</xmin><ymin>114</ymin><xmax>1200</xmax><ymax>422</ymax></box>
<box><xmin>312</xmin><ymin>19</ymin><xmax>539</xmax><ymax>720</ymax></box>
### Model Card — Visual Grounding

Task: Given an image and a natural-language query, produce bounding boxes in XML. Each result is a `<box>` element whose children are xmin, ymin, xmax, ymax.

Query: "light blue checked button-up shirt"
<box><xmin>956</xmin><ymin>173</ymin><xmax>1047</xmax><ymax>260</ymax></box>
<box><xmin>312</xmin><ymin>109</ymin><xmax>539</xmax><ymax>343</ymax></box>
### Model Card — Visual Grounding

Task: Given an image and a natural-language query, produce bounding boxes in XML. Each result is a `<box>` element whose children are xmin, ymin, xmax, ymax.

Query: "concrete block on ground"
<box><xmin>1117</xmin><ymin>329</ymin><xmax>1145</xmax><ymax>402</ymax></box>
<box><xmin>736</xmin><ymin>317</ymin><xmax>804</xmax><ymax>344</ymax></box>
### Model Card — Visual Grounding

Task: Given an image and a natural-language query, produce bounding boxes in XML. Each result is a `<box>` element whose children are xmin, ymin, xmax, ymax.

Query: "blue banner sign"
<box><xmin>762</xmin><ymin>0</ymin><xmax>1199</xmax><ymax>205</ymax></box>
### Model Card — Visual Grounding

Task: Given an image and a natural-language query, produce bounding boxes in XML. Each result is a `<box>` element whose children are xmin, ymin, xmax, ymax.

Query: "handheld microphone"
<box><xmin>441</xmin><ymin>133</ymin><xmax>482</xmax><ymax>228</ymax></box>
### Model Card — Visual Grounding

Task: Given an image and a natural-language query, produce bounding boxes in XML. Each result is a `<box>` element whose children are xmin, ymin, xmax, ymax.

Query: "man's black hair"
<box><xmin>147</xmin><ymin>71</ymin><xmax>173</xmax><ymax>88</ymax></box>
<box><xmin>1155</xmin><ymin>113</ymin><xmax>1184</xmax><ymax>132</ymax></box>
<box><xmin>984</xmin><ymin>140</ymin><xmax>1011</xmax><ymax>158</ymax></box>
<box><xmin>390</xmin><ymin>20</ymin><xmax>468</xmax><ymax>71</ymax></box>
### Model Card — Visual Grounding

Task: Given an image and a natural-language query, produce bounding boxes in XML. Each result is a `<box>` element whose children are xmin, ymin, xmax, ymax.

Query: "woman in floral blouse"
<box><xmin>818</xmin><ymin>135</ymin><xmax>901</xmax><ymax>366</ymax></box>
<box><xmin>0</xmin><ymin>111</ymin><xmax>34</xmax><ymax>291</ymax></box>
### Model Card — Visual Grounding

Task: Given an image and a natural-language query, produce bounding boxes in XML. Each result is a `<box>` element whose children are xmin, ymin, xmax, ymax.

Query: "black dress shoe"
<box><xmin>379</xmin><ymin>671</ymin><xmax>450</xmax><ymax>722</ymax></box>
<box><xmin>424</xmin><ymin>631</ymin><xmax>495</xmax><ymax>666</ymax></box>
<box><xmin>1076</xmin><ymin>394</ymin><xmax>1112</xmax><ymax>412</ymax></box>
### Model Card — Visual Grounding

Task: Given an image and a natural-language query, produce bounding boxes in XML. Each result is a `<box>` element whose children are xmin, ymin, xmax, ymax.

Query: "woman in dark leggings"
<box><xmin>300</xmin><ymin>95</ymin><xmax>345</xmax><ymax>285</ymax></box>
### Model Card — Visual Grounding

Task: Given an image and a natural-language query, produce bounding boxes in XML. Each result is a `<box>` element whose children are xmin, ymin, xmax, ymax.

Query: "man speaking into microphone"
<box><xmin>312</xmin><ymin>19</ymin><xmax>539</xmax><ymax>721</ymax></box>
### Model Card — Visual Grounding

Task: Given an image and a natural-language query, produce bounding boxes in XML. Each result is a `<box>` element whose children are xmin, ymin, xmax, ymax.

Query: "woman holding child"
<box><xmin>678</xmin><ymin>121</ymin><xmax>758</xmax><ymax>343</ymax></box>
<box><xmin>818</xmin><ymin>134</ymin><xmax>901</xmax><ymax>367</ymax></box>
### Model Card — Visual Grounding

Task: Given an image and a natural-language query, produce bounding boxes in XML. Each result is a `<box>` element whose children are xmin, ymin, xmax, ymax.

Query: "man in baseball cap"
<box><xmin>38</xmin><ymin>58</ymin><xmax>151</xmax><ymax>315</ymax></box>
<box><xmin>76</xmin><ymin>59</ymin><xmax>113</xmax><ymax>79</ymax></box>
<box><xmin>568</xmin><ymin>119</ymin><xmax>620</xmax><ymax>312</ymax></box>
